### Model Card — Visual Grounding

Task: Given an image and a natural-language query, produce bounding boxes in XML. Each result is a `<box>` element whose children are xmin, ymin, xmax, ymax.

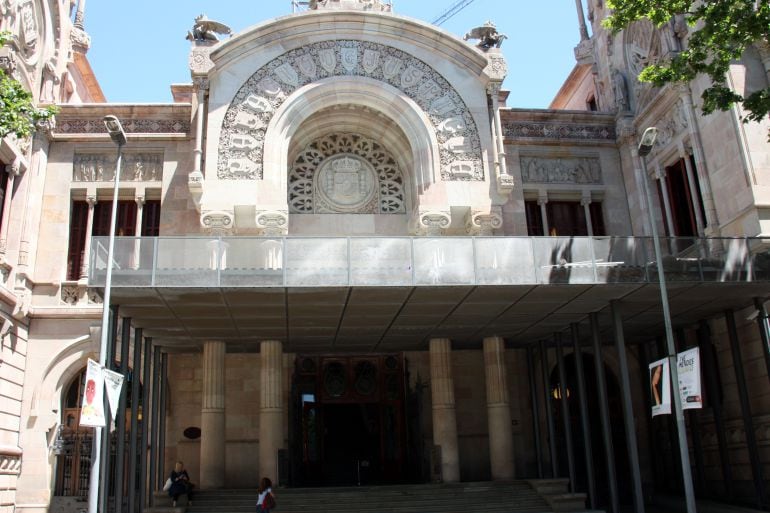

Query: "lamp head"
<box><xmin>103</xmin><ymin>115</ymin><xmax>127</xmax><ymax>146</ymax></box>
<box><xmin>638</xmin><ymin>127</ymin><xmax>658</xmax><ymax>157</ymax></box>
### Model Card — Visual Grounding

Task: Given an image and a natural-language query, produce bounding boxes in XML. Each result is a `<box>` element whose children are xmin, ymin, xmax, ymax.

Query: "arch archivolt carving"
<box><xmin>289</xmin><ymin>133</ymin><xmax>406</xmax><ymax>214</ymax></box>
<box><xmin>218</xmin><ymin>40</ymin><xmax>483</xmax><ymax>181</ymax></box>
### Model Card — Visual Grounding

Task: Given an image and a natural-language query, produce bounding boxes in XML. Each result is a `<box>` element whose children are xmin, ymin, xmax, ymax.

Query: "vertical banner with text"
<box><xmin>677</xmin><ymin>347</ymin><xmax>702</xmax><ymax>410</ymax></box>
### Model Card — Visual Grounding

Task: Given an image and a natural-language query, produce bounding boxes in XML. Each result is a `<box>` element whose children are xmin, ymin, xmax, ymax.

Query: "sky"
<box><xmin>85</xmin><ymin>1</ymin><xmax>584</xmax><ymax>108</ymax></box>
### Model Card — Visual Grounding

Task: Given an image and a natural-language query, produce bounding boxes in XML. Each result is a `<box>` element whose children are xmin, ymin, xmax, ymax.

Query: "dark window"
<box><xmin>67</xmin><ymin>199</ymin><xmax>160</xmax><ymax>281</ymax></box>
<box><xmin>525</xmin><ymin>200</ymin><xmax>544</xmax><ymax>236</ymax></box>
<box><xmin>546</xmin><ymin>201</ymin><xmax>588</xmax><ymax>236</ymax></box>
<box><xmin>663</xmin><ymin>157</ymin><xmax>705</xmax><ymax>237</ymax></box>
<box><xmin>587</xmin><ymin>95</ymin><xmax>598</xmax><ymax>112</ymax></box>
<box><xmin>66</xmin><ymin>202</ymin><xmax>89</xmax><ymax>280</ymax></box>
<box><xmin>589</xmin><ymin>202</ymin><xmax>606</xmax><ymax>236</ymax></box>
<box><xmin>141</xmin><ymin>200</ymin><xmax>161</xmax><ymax>236</ymax></box>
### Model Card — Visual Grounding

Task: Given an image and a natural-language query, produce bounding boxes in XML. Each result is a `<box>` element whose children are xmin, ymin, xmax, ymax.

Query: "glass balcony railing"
<box><xmin>88</xmin><ymin>236</ymin><xmax>770</xmax><ymax>288</ymax></box>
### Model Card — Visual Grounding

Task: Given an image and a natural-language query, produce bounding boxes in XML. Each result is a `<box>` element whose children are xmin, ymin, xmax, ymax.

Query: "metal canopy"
<box><xmin>107</xmin><ymin>281</ymin><xmax>768</xmax><ymax>352</ymax></box>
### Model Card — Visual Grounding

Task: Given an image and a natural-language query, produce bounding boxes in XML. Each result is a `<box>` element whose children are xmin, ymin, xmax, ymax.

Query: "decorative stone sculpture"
<box><xmin>612</xmin><ymin>69</ymin><xmax>630</xmax><ymax>111</ymax></box>
<box><xmin>186</xmin><ymin>14</ymin><xmax>231</xmax><ymax>43</ymax></box>
<box><xmin>464</xmin><ymin>21</ymin><xmax>507</xmax><ymax>50</ymax></box>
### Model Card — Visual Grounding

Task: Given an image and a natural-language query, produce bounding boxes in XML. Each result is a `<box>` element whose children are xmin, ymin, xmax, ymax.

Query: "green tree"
<box><xmin>604</xmin><ymin>0</ymin><xmax>770</xmax><ymax>127</ymax></box>
<box><xmin>0</xmin><ymin>31</ymin><xmax>57</xmax><ymax>140</ymax></box>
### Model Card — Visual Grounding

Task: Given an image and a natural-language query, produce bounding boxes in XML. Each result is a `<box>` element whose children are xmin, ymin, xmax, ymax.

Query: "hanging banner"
<box><xmin>102</xmin><ymin>368</ymin><xmax>125</xmax><ymax>422</ymax></box>
<box><xmin>79</xmin><ymin>359</ymin><xmax>106</xmax><ymax>427</ymax></box>
<box><xmin>677</xmin><ymin>347</ymin><xmax>702</xmax><ymax>410</ymax></box>
<box><xmin>649</xmin><ymin>357</ymin><xmax>671</xmax><ymax>416</ymax></box>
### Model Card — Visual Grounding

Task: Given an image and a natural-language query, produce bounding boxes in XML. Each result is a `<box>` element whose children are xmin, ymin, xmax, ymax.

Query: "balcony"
<box><xmin>89</xmin><ymin>236</ymin><xmax>770</xmax><ymax>289</ymax></box>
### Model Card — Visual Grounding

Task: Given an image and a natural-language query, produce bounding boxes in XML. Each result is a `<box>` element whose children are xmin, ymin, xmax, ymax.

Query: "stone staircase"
<box><xmin>146</xmin><ymin>481</ymin><xmax>597</xmax><ymax>513</ymax></box>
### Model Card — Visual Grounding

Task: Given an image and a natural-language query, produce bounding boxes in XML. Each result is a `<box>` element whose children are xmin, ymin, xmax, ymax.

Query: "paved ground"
<box><xmin>620</xmin><ymin>495</ymin><xmax>766</xmax><ymax>513</ymax></box>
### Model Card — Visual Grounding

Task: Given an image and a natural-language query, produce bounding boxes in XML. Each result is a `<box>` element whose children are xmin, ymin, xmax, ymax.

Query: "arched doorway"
<box><xmin>549</xmin><ymin>353</ymin><xmax>631</xmax><ymax>509</ymax></box>
<box><xmin>54</xmin><ymin>366</ymin><xmax>143</xmax><ymax>497</ymax></box>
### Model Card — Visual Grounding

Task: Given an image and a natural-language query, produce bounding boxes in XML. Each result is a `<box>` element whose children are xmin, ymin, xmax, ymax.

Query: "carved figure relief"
<box><xmin>519</xmin><ymin>156</ymin><xmax>602</xmax><ymax>185</ymax></box>
<box><xmin>624</xmin><ymin>19</ymin><xmax>662</xmax><ymax>110</ymax></box>
<box><xmin>288</xmin><ymin>133</ymin><xmax>406</xmax><ymax>214</ymax></box>
<box><xmin>73</xmin><ymin>153</ymin><xmax>164</xmax><ymax>182</ymax></box>
<box><xmin>654</xmin><ymin>99</ymin><xmax>688</xmax><ymax>147</ymax></box>
<box><xmin>218</xmin><ymin>40</ymin><xmax>483</xmax><ymax>181</ymax></box>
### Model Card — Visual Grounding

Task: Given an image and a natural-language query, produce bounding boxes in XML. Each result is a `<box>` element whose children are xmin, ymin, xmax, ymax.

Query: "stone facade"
<box><xmin>0</xmin><ymin>1</ymin><xmax>768</xmax><ymax>512</ymax></box>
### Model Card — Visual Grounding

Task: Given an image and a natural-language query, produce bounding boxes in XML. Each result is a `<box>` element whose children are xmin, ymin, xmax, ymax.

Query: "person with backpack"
<box><xmin>256</xmin><ymin>477</ymin><xmax>276</xmax><ymax>512</ymax></box>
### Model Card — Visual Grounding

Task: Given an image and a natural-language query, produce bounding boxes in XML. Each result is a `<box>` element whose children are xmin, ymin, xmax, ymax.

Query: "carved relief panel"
<box><xmin>73</xmin><ymin>153</ymin><xmax>164</xmax><ymax>182</ymax></box>
<box><xmin>219</xmin><ymin>40</ymin><xmax>484</xmax><ymax>181</ymax></box>
<box><xmin>288</xmin><ymin>133</ymin><xmax>405</xmax><ymax>214</ymax></box>
<box><xmin>519</xmin><ymin>156</ymin><xmax>602</xmax><ymax>185</ymax></box>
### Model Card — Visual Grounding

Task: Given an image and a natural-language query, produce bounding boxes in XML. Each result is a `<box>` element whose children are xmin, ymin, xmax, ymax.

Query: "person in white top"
<box><xmin>256</xmin><ymin>477</ymin><xmax>275</xmax><ymax>513</ymax></box>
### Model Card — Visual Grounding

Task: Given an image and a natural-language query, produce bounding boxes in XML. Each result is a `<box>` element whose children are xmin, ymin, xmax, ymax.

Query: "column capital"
<box><xmin>414</xmin><ymin>210</ymin><xmax>451</xmax><ymax>236</ymax></box>
<box><xmin>466</xmin><ymin>208</ymin><xmax>503</xmax><ymax>236</ymax></box>
<box><xmin>201</xmin><ymin>210</ymin><xmax>234</xmax><ymax>235</ymax></box>
<box><xmin>256</xmin><ymin>210</ymin><xmax>289</xmax><ymax>236</ymax></box>
<box><xmin>86</xmin><ymin>195</ymin><xmax>97</xmax><ymax>206</ymax></box>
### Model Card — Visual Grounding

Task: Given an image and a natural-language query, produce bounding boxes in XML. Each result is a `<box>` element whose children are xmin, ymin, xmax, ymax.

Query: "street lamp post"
<box><xmin>87</xmin><ymin>115</ymin><xmax>127</xmax><ymax>513</ymax></box>
<box><xmin>638</xmin><ymin>127</ymin><xmax>696</xmax><ymax>513</ymax></box>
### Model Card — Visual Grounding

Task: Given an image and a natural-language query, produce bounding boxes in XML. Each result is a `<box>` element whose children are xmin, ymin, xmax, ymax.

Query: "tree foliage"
<box><xmin>604</xmin><ymin>0</ymin><xmax>770</xmax><ymax>126</ymax></box>
<box><xmin>0</xmin><ymin>31</ymin><xmax>57</xmax><ymax>140</ymax></box>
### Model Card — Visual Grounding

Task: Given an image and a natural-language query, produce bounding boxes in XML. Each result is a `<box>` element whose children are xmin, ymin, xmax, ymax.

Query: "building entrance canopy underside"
<box><xmin>89</xmin><ymin>236</ymin><xmax>770</xmax><ymax>351</ymax></box>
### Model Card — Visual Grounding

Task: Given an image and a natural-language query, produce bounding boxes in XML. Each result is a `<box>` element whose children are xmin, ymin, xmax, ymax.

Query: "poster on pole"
<box><xmin>677</xmin><ymin>347</ymin><xmax>702</xmax><ymax>410</ymax></box>
<box><xmin>649</xmin><ymin>357</ymin><xmax>671</xmax><ymax>416</ymax></box>
<box><xmin>102</xmin><ymin>367</ymin><xmax>125</xmax><ymax>428</ymax></box>
<box><xmin>79</xmin><ymin>359</ymin><xmax>106</xmax><ymax>427</ymax></box>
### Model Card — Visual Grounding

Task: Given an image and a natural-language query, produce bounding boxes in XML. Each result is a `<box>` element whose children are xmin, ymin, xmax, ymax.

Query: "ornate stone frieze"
<box><xmin>466</xmin><ymin>208</ymin><xmax>503</xmax><ymax>236</ymax></box>
<box><xmin>73</xmin><ymin>153</ymin><xmax>164</xmax><ymax>182</ymax></box>
<box><xmin>56</xmin><ymin>119</ymin><xmax>190</xmax><ymax>135</ymax></box>
<box><xmin>0</xmin><ymin>453</ymin><xmax>21</xmax><ymax>475</ymax></box>
<box><xmin>503</xmin><ymin>121</ymin><xmax>615</xmax><ymax>141</ymax></box>
<box><xmin>256</xmin><ymin>210</ymin><xmax>289</xmax><ymax>236</ymax></box>
<box><xmin>519</xmin><ymin>156</ymin><xmax>602</xmax><ymax>185</ymax></box>
<box><xmin>289</xmin><ymin>133</ymin><xmax>405</xmax><ymax>214</ymax></box>
<box><xmin>200</xmin><ymin>210</ymin><xmax>234</xmax><ymax>234</ymax></box>
<box><xmin>414</xmin><ymin>210</ymin><xmax>451</xmax><ymax>236</ymax></box>
<box><xmin>218</xmin><ymin>40</ymin><xmax>483</xmax><ymax>181</ymax></box>
<box><xmin>653</xmin><ymin>99</ymin><xmax>687</xmax><ymax>148</ymax></box>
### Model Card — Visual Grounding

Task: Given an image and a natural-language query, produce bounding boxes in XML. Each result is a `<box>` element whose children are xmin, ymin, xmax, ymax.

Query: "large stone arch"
<box><xmin>259</xmin><ymin>75</ymin><xmax>442</xmax><ymax>214</ymax></box>
<box><xmin>216</xmin><ymin>39</ymin><xmax>484</xmax><ymax>186</ymax></box>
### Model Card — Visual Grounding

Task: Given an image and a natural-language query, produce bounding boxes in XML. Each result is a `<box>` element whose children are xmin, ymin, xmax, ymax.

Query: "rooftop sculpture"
<box><xmin>185</xmin><ymin>14</ymin><xmax>232</xmax><ymax>42</ymax></box>
<box><xmin>464</xmin><ymin>21</ymin><xmax>507</xmax><ymax>50</ymax></box>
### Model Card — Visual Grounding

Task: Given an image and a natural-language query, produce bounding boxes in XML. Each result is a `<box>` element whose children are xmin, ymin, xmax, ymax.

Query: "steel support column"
<box><xmin>591</xmin><ymin>312</ymin><xmax>619</xmax><ymax>513</ymax></box>
<box><xmin>138</xmin><ymin>336</ymin><xmax>153</xmax><ymax>511</ymax></box>
<box><xmin>697</xmin><ymin>321</ymin><xmax>732</xmax><ymax>498</ymax></box>
<box><xmin>158</xmin><ymin>352</ymin><xmax>169</xmax><ymax>486</ymax></box>
<box><xmin>754</xmin><ymin>297</ymin><xmax>770</xmax><ymax>387</ymax></box>
<box><xmin>611</xmin><ymin>302</ymin><xmax>644</xmax><ymax>513</ymax></box>
<box><xmin>527</xmin><ymin>346</ymin><xmax>544</xmax><ymax>478</ymax></box>
<box><xmin>571</xmin><ymin>323</ymin><xmax>596</xmax><ymax>509</ymax></box>
<box><xmin>128</xmin><ymin>328</ymin><xmax>143</xmax><ymax>513</ymax></box>
<box><xmin>149</xmin><ymin>345</ymin><xmax>161</xmax><ymax>504</ymax></box>
<box><xmin>114</xmin><ymin>317</ymin><xmax>131</xmax><ymax>512</ymax></box>
<box><xmin>555</xmin><ymin>332</ymin><xmax>576</xmax><ymax>491</ymax></box>
<box><xmin>540</xmin><ymin>340</ymin><xmax>559</xmax><ymax>477</ymax></box>
<box><xmin>725</xmin><ymin>309</ymin><xmax>767</xmax><ymax>509</ymax></box>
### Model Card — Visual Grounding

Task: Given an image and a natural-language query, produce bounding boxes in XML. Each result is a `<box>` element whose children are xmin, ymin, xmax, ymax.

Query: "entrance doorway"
<box><xmin>290</xmin><ymin>355</ymin><xmax>406</xmax><ymax>486</ymax></box>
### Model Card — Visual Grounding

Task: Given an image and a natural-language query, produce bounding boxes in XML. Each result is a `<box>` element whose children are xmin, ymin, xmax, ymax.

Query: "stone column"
<box><xmin>430</xmin><ymin>338</ymin><xmax>460</xmax><ymax>482</ymax></box>
<box><xmin>483</xmin><ymin>336</ymin><xmax>514</xmax><ymax>480</ymax></box>
<box><xmin>538</xmin><ymin>194</ymin><xmax>549</xmax><ymax>236</ymax></box>
<box><xmin>79</xmin><ymin>195</ymin><xmax>96</xmax><ymax>280</ymax></box>
<box><xmin>200</xmin><ymin>340</ymin><xmax>226</xmax><ymax>488</ymax></box>
<box><xmin>259</xmin><ymin>340</ymin><xmax>284</xmax><ymax>483</ymax></box>
<box><xmin>0</xmin><ymin>163</ymin><xmax>17</xmax><ymax>256</ymax></box>
<box><xmin>581</xmin><ymin>194</ymin><xmax>594</xmax><ymax>237</ymax></box>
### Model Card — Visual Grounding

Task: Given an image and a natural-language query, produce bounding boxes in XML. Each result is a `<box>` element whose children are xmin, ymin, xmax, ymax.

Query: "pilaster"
<box><xmin>259</xmin><ymin>340</ymin><xmax>284</xmax><ymax>483</ymax></box>
<box><xmin>429</xmin><ymin>338</ymin><xmax>459</xmax><ymax>482</ymax></box>
<box><xmin>483</xmin><ymin>336</ymin><xmax>514</xmax><ymax>480</ymax></box>
<box><xmin>200</xmin><ymin>340</ymin><xmax>226</xmax><ymax>488</ymax></box>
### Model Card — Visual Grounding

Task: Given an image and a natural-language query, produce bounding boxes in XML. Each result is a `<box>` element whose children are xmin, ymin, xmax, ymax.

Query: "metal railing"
<box><xmin>88</xmin><ymin>236</ymin><xmax>770</xmax><ymax>288</ymax></box>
